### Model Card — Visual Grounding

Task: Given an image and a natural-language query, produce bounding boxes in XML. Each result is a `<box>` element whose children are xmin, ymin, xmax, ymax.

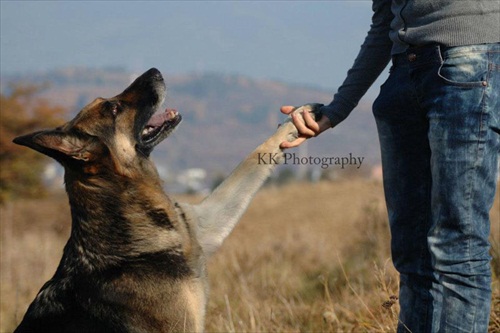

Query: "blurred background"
<box><xmin>2</xmin><ymin>1</ymin><xmax>375</xmax><ymax>87</ymax></box>
<box><xmin>1</xmin><ymin>0</ymin><xmax>383</xmax><ymax>196</ymax></box>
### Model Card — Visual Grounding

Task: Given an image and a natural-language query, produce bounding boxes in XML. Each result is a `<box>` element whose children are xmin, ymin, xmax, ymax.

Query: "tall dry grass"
<box><xmin>203</xmin><ymin>180</ymin><xmax>397</xmax><ymax>332</ymax></box>
<box><xmin>1</xmin><ymin>180</ymin><xmax>499</xmax><ymax>332</ymax></box>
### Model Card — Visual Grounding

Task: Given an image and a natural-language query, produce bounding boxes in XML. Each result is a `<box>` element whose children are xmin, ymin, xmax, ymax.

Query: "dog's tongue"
<box><xmin>147</xmin><ymin>109</ymin><xmax>178</xmax><ymax>127</ymax></box>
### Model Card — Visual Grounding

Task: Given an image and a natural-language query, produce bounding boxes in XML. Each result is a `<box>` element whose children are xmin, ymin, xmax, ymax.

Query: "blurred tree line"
<box><xmin>0</xmin><ymin>84</ymin><xmax>65</xmax><ymax>204</ymax></box>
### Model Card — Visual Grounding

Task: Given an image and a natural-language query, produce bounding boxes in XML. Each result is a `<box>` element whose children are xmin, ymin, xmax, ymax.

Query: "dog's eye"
<box><xmin>103</xmin><ymin>101</ymin><xmax>120</xmax><ymax>118</ymax></box>
<box><xmin>111</xmin><ymin>104</ymin><xmax>118</xmax><ymax>117</ymax></box>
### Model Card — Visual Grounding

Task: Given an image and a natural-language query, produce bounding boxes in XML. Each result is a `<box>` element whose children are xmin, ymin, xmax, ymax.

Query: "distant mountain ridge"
<box><xmin>2</xmin><ymin>67</ymin><xmax>380</xmax><ymax>190</ymax></box>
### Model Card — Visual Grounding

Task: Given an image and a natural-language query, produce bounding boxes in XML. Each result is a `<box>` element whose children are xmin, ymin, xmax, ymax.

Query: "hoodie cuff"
<box><xmin>320</xmin><ymin>98</ymin><xmax>356</xmax><ymax>128</ymax></box>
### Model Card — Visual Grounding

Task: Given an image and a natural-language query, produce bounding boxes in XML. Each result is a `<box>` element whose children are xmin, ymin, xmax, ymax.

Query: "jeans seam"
<box><xmin>437</xmin><ymin>61</ymin><xmax>489</xmax><ymax>88</ymax></box>
<box><xmin>462</xmin><ymin>52</ymin><xmax>492</xmax><ymax>328</ymax></box>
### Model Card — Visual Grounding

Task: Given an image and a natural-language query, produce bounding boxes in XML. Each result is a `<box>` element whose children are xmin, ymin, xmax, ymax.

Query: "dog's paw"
<box><xmin>289</xmin><ymin>103</ymin><xmax>324</xmax><ymax>122</ymax></box>
<box><xmin>280</xmin><ymin>103</ymin><xmax>324</xmax><ymax>142</ymax></box>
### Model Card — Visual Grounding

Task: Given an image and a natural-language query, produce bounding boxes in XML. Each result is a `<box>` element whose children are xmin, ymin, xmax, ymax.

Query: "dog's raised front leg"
<box><xmin>194</xmin><ymin>104</ymin><xmax>322</xmax><ymax>256</ymax></box>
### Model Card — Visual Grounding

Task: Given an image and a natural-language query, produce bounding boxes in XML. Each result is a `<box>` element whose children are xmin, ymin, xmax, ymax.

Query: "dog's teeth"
<box><xmin>142</xmin><ymin>127</ymin><xmax>155</xmax><ymax>136</ymax></box>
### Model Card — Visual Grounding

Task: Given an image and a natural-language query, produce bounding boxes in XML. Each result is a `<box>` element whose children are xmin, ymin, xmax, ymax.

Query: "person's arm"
<box><xmin>281</xmin><ymin>0</ymin><xmax>394</xmax><ymax>148</ymax></box>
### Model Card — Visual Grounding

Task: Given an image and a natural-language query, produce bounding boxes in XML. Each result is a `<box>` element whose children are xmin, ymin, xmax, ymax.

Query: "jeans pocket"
<box><xmin>437</xmin><ymin>50</ymin><xmax>489</xmax><ymax>88</ymax></box>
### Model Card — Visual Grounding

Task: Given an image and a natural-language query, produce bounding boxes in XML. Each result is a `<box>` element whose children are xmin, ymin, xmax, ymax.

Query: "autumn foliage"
<box><xmin>0</xmin><ymin>84</ymin><xmax>66</xmax><ymax>203</ymax></box>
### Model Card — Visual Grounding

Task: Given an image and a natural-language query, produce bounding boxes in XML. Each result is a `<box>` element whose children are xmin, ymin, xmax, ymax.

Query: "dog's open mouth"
<box><xmin>139</xmin><ymin>108</ymin><xmax>182</xmax><ymax>151</ymax></box>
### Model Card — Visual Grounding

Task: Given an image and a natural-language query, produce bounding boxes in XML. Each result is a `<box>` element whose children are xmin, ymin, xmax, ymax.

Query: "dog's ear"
<box><xmin>13</xmin><ymin>130</ymin><xmax>99</xmax><ymax>163</ymax></box>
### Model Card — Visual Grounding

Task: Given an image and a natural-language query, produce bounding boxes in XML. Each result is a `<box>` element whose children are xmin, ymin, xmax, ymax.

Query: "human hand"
<box><xmin>279</xmin><ymin>105</ymin><xmax>332</xmax><ymax>149</ymax></box>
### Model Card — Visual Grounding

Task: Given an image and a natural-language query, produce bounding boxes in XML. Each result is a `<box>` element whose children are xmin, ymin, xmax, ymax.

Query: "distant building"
<box><xmin>176</xmin><ymin>168</ymin><xmax>208</xmax><ymax>194</ymax></box>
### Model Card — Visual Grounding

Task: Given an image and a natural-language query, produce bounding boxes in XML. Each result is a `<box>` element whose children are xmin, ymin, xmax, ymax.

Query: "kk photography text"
<box><xmin>258</xmin><ymin>152</ymin><xmax>365</xmax><ymax>169</ymax></box>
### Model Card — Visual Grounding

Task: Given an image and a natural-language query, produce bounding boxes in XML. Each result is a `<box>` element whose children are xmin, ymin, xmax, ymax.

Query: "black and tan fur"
<box><xmin>13</xmin><ymin>68</ymin><xmax>320</xmax><ymax>332</ymax></box>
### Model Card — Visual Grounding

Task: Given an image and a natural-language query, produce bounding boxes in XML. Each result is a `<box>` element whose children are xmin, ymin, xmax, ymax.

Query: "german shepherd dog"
<box><xmin>13</xmin><ymin>68</ymin><xmax>320</xmax><ymax>332</ymax></box>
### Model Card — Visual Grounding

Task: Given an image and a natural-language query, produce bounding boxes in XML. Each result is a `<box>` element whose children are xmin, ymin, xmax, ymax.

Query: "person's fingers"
<box><xmin>280</xmin><ymin>136</ymin><xmax>307</xmax><ymax>149</ymax></box>
<box><xmin>302</xmin><ymin>109</ymin><xmax>320</xmax><ymax>133</ymax></box>
<box><xmin>280</xmin><ymin>105</ymin><xmax>295</xmax><ymax>115</ymax></box>
<box><xmin>279</xmin><ymin>105</ymin><xmax>328</xmax><ymax>149</ymax></box>
<box><xmin>292</xmin><ymin>112</ymin><xmax>317</xmax><ymax>137</ymax></box>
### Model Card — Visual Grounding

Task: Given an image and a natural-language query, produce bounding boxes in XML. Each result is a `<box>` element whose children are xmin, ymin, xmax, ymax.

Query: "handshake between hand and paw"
<box><xmin>279</xmin><ymin>103</ymin><xmax>332</xmax><ymax>149</ymax></box>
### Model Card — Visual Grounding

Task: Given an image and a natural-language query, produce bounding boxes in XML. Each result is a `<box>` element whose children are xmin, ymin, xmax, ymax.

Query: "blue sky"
<box><xmin>1</xmin><ymin>1</ymin><xmax>380</xmax><ymax>92</ymax></box>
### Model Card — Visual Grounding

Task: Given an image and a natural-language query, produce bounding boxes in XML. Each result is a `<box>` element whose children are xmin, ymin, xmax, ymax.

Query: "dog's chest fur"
<box><xmin>17</xmin><ymin>176</ymin><xmax>207</xmax><ymax>333</ymax></box>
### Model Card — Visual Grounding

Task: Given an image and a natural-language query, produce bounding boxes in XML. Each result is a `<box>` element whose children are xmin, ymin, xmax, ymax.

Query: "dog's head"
<box><xmin>13</xmin><ymin>68</ymin><xmax>181</xmax><ymax>177</ymax></box>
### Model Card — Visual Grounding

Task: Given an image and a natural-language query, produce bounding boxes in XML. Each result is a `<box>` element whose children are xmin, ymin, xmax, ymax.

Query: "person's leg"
<box><xmin>421</xmin><ymin>44</ymin><xmax>500</xmax><ymax>332</ymax></box>
<box><xmin>373</xmin><ymin>59</ymin><xmax>440</xmax><ymax>333</ymax></box>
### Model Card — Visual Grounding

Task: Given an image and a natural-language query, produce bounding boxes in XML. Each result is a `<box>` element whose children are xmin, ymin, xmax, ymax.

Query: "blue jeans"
<box><xmin>373</xmin><ymin>43</ymin><xmax>500</xmax><ymax>332</ymax></box>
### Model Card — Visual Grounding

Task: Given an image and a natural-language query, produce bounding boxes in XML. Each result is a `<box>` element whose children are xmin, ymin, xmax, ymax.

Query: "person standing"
<box><xmin>281</xmin><ymin>1</ymin><xmax>500</xmax><ymax>332</ymax></box>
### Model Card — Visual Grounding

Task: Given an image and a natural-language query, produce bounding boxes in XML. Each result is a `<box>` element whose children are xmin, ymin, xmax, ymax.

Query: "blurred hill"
<box><xmin>2</xmin><ymin>67</ymin><xmax>380</xmax><ymax>191</ymax></box>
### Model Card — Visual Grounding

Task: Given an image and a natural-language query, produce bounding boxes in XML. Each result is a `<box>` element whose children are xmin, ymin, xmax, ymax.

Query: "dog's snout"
<box><xmin>145</xmin><ymin>68</ymin><xmax>163</xmax><ymax>82</ymax></box>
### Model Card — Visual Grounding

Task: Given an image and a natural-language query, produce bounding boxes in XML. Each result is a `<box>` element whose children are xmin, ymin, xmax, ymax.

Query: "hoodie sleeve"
<box><xmin>321</xmin><ymin>0</ymin><xmax>394</xmax><ymax>127</ymax></box>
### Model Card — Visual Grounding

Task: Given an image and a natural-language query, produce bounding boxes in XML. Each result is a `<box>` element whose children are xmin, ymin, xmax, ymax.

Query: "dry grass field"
<box><xmin>1</xmin><ymin>179</ymin><xmax>499</xmax><ymax>332</ymax></box>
